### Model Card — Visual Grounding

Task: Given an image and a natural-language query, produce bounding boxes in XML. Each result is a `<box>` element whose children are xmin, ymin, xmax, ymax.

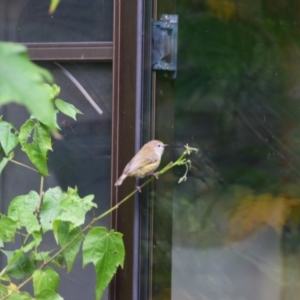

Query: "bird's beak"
<box><xmin>164</xmin><ymin>144</ymin><xmax>168</xmax><ymax>147</ymax></box>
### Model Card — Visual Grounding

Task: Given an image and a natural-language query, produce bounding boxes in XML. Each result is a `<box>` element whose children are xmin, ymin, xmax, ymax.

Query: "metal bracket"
<box><xmin>152</xmin><ymin>14</ymin><xmax>178</xmax><ymax>79</ymax></box>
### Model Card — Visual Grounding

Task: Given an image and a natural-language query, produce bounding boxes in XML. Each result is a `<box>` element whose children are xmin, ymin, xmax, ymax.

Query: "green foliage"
<box><xmin>0</xmin><ymin>43</ymin><xmax>55</xmax><ymax>129</ymax></box>
<box><xmin>0</xmin><ymin>185</ymin><xmax>125</xmax><ymax>300</ymax></box>
<box><xmin>0</xmin><ymin>43</ymin><xmax>125</xmax><ymax>299</ymax></box>
<box><xmin>32</xmin><ymin>268</ymin><xmax>60</xmax><ymax>296</ymax></box>
<box><xmin>0</xmin><ymin>120</ymin><xmax>19</xmax><ymax>155</ymax></box>
<box><xmin>6</xmin><ymin>292</ymin><xmax>32</xmax><ymax>300</ymax></box>
<box><xmin>8</xmin><ymin>192</ymin><xmax>40</xmax><ymax>235</ymax></box>
<box><xmin>0</xmin><ymin>82</ymin><xmax>83</xmax><ymax>177</ymax></box>
<box><xmin>0</xmin><ymin>40</ymin><xmax>197</xmax><ymax>300</ymax></box>
<box><xmin>54</xmin><ymin>187</ymin><xmax>97</xmax><ymax>229</ymax></box>
<box><xmin>55</xmin><ymin>99</ymin><xmax>83</xmax><ymax>120</ymax></box>
<box><xmin>83</xmin><ymin>227</ymin><xmax>125</xmax><ymax>300</ymax></box>
<box><xmin>19</xmin><ymin>120</ymin><xmax>52</xmax><ymax>176</ymax></box>
<box><xmin>56</xmin><ymin>222</ymin><xmax>83</xmax><ymax>273</ymax></box>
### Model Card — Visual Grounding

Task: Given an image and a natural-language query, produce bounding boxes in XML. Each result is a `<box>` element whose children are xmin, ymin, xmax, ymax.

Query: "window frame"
<box><xmin>8</xmin><ymin>0</ymin><xmax>149</xmax><ymax>298</ymax></box>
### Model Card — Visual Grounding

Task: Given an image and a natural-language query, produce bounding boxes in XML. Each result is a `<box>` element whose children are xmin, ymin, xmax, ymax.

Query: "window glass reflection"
<box><xmin>152</xmin><ymin>1</ymin><xmax>300</xmax><ymax>299</ymax></box>
<box><xmin>0</xmin><ymin>0</ymin><xmax>113</xmax><ymax>42</ymax></box>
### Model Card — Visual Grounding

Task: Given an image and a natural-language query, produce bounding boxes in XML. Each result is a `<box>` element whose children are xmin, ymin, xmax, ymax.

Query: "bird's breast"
<box><xmin>129</xmin><ymin>161</ymin><xmax>160</xmax><ymax>178</ymax></box>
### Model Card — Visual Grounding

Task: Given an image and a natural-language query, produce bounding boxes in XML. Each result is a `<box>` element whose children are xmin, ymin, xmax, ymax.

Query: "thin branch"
<box><xmin>0</xmin><ymin>146</ymin><xmax>198</xmax><ymax>299</ymax></box>
<box><xmin>9</xmin><ymin>160</ymin><xmax>39</xmax><ymax>173</ymax></box>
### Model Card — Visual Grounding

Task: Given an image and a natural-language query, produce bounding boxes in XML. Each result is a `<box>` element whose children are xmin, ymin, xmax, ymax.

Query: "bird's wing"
<box><xmin>124</xmin><ymin>154</ymin><xmax>158</xmax><ymax>175</ymax></box>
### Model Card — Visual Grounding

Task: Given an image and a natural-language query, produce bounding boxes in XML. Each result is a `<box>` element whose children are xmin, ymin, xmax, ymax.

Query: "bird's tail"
<box><xmin>115</xmin><ymin>174</ymin><xmax>127</xmax><ymax>186</ymax></box>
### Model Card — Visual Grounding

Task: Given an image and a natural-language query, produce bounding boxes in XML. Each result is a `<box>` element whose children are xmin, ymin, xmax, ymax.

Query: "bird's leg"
<box><xmin>152</xmin><ymin>172</ymin><xmax>159</xmax><ymax>179</ymax></box>
<box><xmin>136</xmin><ymin>185</ymin><xmax>142</xmax><ymax>193</ymax></box>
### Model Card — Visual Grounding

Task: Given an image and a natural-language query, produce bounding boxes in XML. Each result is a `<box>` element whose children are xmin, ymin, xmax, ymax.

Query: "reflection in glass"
<box><xmin>151</xmin><ymin>1</ymin><xmax>300</xmax><ymax>300</ymax></box>
<box><xmin>0</xmin><ymin>63</ymin><xmax>112</xmax><ymax>300</ymax></box>
<box><xmin>0</xmin><ymin>0</ymin><xmax>113</xmax><ymax>42</ymax></box>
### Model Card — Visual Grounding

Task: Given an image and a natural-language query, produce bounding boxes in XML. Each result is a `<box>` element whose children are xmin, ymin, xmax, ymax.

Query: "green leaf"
<box><xmin>33</xmin><ymin>267</ymin><xmax>60</xmax><ymax>296</ymax></box>
<box><xmin>0</xmin><ymin>284</ymin><xmax>8</xmax><ymax>297</ymax></box>
<box><xmin>0</xmin><ymin>157</ymin><xmax>10</xmax><ymax>174</ymax></box>
<box><xmin>36</xmin><ymin>289</ymin><xmax>63</xmax><ymax>300</ymax></box>
<box><xmin>2</xmin><ymin>250</ymin><xmax>23</xmax><ymax>267</ymax></box>
<box><xmin>40</xmin><ymin>187</ymin><xmax>64</xmax><ymax>233</ymax></box>
<box><xmin>31</xmin><ymin>251</ymin><xmax>52</xmax><ymax>262</ymax></box>
<box><xmin>8</xmin><ymin>191</ymin><xmax>40</xmax><ymax>234</ymax></box>
<box><xmin>52</xmin><ymin>220</ymin><xmax>61</xmax><ymax>244</ymax></box>
<box><xmin>0</xmin><ymin>121</ymin><xmax>19</xmax><ymax>155</ymax></box>
<box><xmin>57</xmin><ymin>221</ymin><xmax>83</xmax><ymax>272</ymax></box>
<box><xmin>55</xmin><ymin>99</ymin><xmax>83</xmax><ymax>120</ymax></box>
<box><xmin>46</xmin><ymin>84</ymin><xmax>61</xmax><ymax>100</ymax></box>
<box><xmin>21</xmin><ymin>231</ymin><xmax>42</xmax><ymax>253</ymax></box>
<box><xmin>0</xmin><ymin>273</ymin><xmax>10</xmax><ymax>282</ymax></box>
<box><xmin>6</xmin><ymin>252</ymin><xmax>34</xmax><ymax>279</ymax></box>
<box><xmin>0</xmin><ymin>42</ymin><xmax>56</xmax><ymax>129</ymax></box>
<box><xmin>56</xmin><ymin>187</ymin><xmax>96</xmax><ymax>228</ymax></box>
<box><xmin>82</xmin><ymin>227</ymin><xmax>125</xmax><ymax>300</ymax></box>
<box><xmin>19</xmin><ymin>119</ymin><xmax>52</xmax><ymax>176</ymax></box>
<box><xmin>6</xmin><ymin>292</ymin><xmax>32</xmax><ymax>300</ymax></box>
<box><xmin>0</xmin><ymin>216</ymin><xmax>17</xmax><ymax>243</ymax></box>
<box><xmin>0</xmin><ymin>152</ymin><xmax>13</xmax><ymax>174</ymax></box>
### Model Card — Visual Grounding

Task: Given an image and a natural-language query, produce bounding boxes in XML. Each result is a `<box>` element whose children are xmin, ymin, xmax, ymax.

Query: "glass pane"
<box><xmin>150</xmin><ymin>1</ymin><xmax>300</xmax><ymax>300</ymax></box>
<box><xmin>0</xmin><ymin>0</ymin><xmax>113</xmax><ymax>42</ymax></box>
<box><xmin>0</xmin><ymin>62</ymin><xmax>112</xmax><ymax>299</ymax></box>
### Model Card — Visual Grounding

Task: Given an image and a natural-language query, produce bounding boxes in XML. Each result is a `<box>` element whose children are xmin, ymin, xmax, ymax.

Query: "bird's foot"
<box><xmin>152</xmin><ymin>172</ymin><xmax>159</xmax><ymax>179</ymax></box>
<box><xmin>136</xmin><ymin>185</ymin><xmax>142</xmax><ymax>193</ymax></box>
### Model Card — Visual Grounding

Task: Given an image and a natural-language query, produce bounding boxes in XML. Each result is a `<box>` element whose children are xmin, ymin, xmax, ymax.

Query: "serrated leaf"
<box><xmin>0</xmin><ymin>216</ymin><xmax>17</xmax><ymax>243</ymax></box>
<box><xmin>19</xmin><ymin>119</ymin><xmax>52</xmax><ymax>176</ymax></box>
<box><xmin>82</xmin><ymin>227</ymin><xmax>125</xmax><ymax>300</ymax></box>
<box><xmin>36</xmin><ymin>289</ymin><xmax>63</xmax><ymax>300</ymax></box>
<box><xmin>55</xmin><ymin>99</ymin><xmax>83</xmax><ymax>120</ymax></box>
<box><xmin>40</xmin><ymin>187</ymin><xmax>64</xmax><ymax>233</ymax></box>
<box><xmin>57</xmin><ymin>221</ymin><xmax>83</xmax><ymax>272</ymax></box>
<box><xmin>0</xmin><ymin>121</ymin><xmax>19</xmax><ymax>155</ymax></box>
<box><xmin>8</xmin><ymin>191</ymin><xmax>40</xmax><ymax>233</ymax></box>
<box><xmin>0</xmin><ymin>42</ymin><xmax>56</xmax><ymax>129</ymax></box>
<box><xmin>33</xmin><ymin>267</ymin><xmax>60</xmax><ymax>296</ymax></box>
<box><xmin>56</xmin><ymin>187</ymin><xmax>96</xmax><ymax>229</ymax></box>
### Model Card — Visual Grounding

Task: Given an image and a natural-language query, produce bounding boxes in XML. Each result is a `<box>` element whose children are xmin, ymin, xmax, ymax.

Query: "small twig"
<box><xmin>178</xmin><ymin>160</ymin><xmax>191</xmax><ymax>184</ymax></box>
<box><xmin>36</xmin><ymin>176</ymin><xmax>44</xmax><ymax>214</ymax></box>
<box><xmin>0</xmin><ymin>145</ymin><xmax>198</xmax><ymax>299</ymax></box>
<box><xmin>9</xmin><ymin>160</ymin><xmax>39</xmax><ymax>173</ymax></box>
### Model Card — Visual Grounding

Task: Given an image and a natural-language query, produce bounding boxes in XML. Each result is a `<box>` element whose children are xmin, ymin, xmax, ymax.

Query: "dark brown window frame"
<box><xmin>26</xmin><ymin>42</ymin><xmax>113</xmax><ymax>61</ymax></box>
<box><xmin>23</xmin><ymin>0</ymin><xmax>145</xmax><ymax>298</ymax></box>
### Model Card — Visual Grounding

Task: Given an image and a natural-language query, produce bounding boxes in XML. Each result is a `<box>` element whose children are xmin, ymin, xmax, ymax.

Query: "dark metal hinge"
<box><xmin>152</xmin><ymin>14</ymin><xmax>178</xmax><ymax>79</ymax></box>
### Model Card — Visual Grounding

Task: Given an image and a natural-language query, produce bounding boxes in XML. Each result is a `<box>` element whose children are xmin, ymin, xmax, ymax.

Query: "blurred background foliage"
<box><xmin>152</xmin><ymin>0</ymin><xmax>300</xmax><ymax>299</ymax></box>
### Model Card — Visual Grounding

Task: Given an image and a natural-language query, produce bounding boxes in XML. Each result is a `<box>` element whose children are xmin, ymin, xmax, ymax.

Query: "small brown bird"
<box><xmin>115</xmin><ymin>140</ymin><xmax>167</xmax><ymax>187</ymax></box>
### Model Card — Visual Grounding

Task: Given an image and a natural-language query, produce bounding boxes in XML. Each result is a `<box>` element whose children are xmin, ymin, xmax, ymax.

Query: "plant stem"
<box><xmin>0</xmin><ymin>145</ymin><xmax>197</xmax><ymax>300</ymax></box>
<box><xmin>10</xmin><ymin>160</ymin><xmax>39</xmax><ymax>173</ymax></box>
